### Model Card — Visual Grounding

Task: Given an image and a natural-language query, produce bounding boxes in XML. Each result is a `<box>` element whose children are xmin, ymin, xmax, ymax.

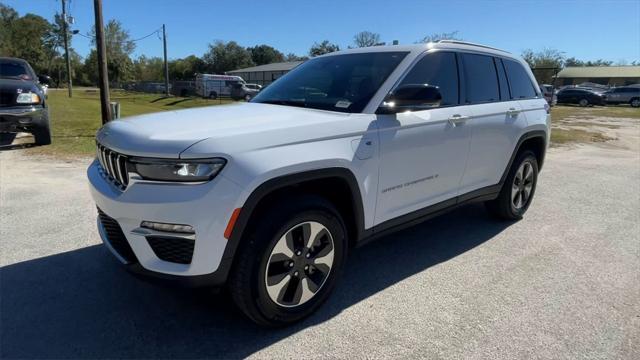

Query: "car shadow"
<box><xmin>0</xmin><ymin>133</ymin><xmax>38</xmax><ymax>151</ymax></box>
<box><xmin>1</xmin><ymin>203</ymin><xmax>512</xmax><ymax>359</ymax></box>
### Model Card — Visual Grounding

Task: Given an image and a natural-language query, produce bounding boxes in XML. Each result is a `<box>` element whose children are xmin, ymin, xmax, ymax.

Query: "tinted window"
<box><xmin>503</xmin><ymin>59</ymin><xmax>537</xmax><ymax>99</ymax></box>
<box><xmin>252</xmin><ymin>52</ymin><xmax>408</xmax><ymax>113</ymax></box>
<box><xmin>0</xmin><ymin>59</ymin><xmax>33</xmax><ymax>80</ymax></box>
<box><xmin>461</xmin><ymin>53</ymin><xmax>499</xmax><ymax>104</ymax></box>
<box><xmin>399</xmin><ymin>52</ymin><xmax>459</xmax><ymax>106</ymax></box>
<box><xmin>496</xmin><ymin>58</ymin><xmax>510</xmax><ymax>100</ymax></box>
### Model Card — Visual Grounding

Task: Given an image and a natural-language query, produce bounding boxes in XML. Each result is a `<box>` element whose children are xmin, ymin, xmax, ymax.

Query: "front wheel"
<box><xmin>630</xmin><ymin>98</ymin><xmax>640</xmax><ymax>108</ymax></box>
<box><xmin>209</xmin><ymin>91</ymin><xmax>218</xmax><ymax>100</ymax></box>
<box><xmin>244</xmin><ymin>94</ymin><xmax>252</xmax><ymax>101</ymax></box>
<box><xmin>485</xmin><ymin>151</ymin><xmax>539</xmax><ymax>220</ymax></box>
<box><xmin>33</xmin><ymin>125</ymin><xmax>52</xmax><ymax>145</ymax></box>
<box><xmin>229</xmin><ymin>196</ymin><xmax>347</xmax><ymax>326</ymax></box>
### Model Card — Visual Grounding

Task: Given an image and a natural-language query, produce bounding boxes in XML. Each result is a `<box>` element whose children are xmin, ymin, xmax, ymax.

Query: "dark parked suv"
<box><xmin>0</xmin><ymin>57</ymin><xmax>51</xmax><ymax>145</ymax></box>
<box><xmin>603</xmin><ymin>86</ymin><xmax>640</xmax><ymax>107</ymax></box>
<box><xmin>556</xmin><ymin>87</ymin><xmax>605</xmax><ymax>107</ymax></box>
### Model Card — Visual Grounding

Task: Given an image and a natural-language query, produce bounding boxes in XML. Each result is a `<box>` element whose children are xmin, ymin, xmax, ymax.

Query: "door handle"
<box><xmin>448</xmin><ymin>114</ymin><xmax>469</xmax><ymax>126</ymax></box>
<box><xmin>506</xmin><ymin>108</ymin><xmax>521</xmax><ymax>117</ymax></box>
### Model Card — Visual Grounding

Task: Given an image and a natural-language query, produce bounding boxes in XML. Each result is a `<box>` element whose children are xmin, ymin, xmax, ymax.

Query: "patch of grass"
<box><xmin>550</xmin><ymin>128</ymin><xmax>615</xmax><ymax>146</ymax></box>
<box><xmin>551</xmin><ymin>105</ymin><xmax>640</xmax><ymax>121</ymax></box>
<box><xmin>26</xmin><ymin>90</ymin><xmax>234</xmax><ymax>157</ymax></box>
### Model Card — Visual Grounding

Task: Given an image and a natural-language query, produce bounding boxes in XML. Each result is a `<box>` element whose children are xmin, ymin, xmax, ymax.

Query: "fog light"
<box><xmin>140</xmin><ymin>221</ymin><xmax>195</xmax><ymax>234</ymax></box>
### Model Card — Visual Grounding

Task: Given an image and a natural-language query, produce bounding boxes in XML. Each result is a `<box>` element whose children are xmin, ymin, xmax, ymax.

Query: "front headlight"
<box><xmin>129</xmin><ymin>158</ymin><xmax>226</xmax><ymax>182</ymax></box>
<box><xmin>16</xmin><ymin>93</ymin><xmax>41</xmax><ymax>104</ymax></box>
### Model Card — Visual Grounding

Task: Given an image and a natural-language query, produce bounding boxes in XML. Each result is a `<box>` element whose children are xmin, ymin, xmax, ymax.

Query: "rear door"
<box><xmin>375</xmin><ymin>51</ymin><xmax>473</xmax><ymax>225</ymax></box>
<box><xmin>458</xmin><ymin>55</ymin><xmax>529</xmax><ymax>195</ymax></box>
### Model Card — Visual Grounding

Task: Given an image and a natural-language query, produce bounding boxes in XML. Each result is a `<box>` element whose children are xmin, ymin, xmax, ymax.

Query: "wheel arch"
<box><xmin>499</xmin><ymin>130</ymin><xmax>547</xmax><ymax>185</ymax></box>
<box><xmin>223</xmin><ymin>167</ymin><xmax>366</xmax><ymax>264</ymax></box>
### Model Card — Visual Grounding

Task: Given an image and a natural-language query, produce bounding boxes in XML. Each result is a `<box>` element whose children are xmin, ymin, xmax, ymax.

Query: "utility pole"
<box><xmin>163</xmin><ymin>24</ymin><xmax>169</xmax><ymax>97</ymax></box>
<box><xmin>61</xmin><ymin>0</ymin><xmax>73</xmax><ymax>97</ymax></box>
<box><xmin>94</xmin><ymin>0</ymin><xmax>111</xmax><ymax>124</ymax></box>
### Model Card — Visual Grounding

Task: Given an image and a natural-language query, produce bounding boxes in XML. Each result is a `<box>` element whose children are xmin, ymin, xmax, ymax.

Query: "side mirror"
<box><xmin>38</xmin><ymin>75</ymin><xmax>51</xmax><ymax>85</ymax></box>
<box><xmin>378</xmin><ymin>84</ymin><xmax>442</xmax><ymax>114</ymax></box>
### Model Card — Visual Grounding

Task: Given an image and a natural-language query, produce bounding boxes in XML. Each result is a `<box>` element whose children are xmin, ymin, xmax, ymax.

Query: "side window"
<box><xmin>503</xmin><ymin>59</ymin><xmax>537</xmax><ymax>99</ymax></box>
<box><xmin>399</xmin><ymin>51</ymin><xmax>459</xmax><ymax>106</ymax></box>
<box><xmin>496</xmin><ymin>58</ymin><xmax>511</xmax><ymax>100</ymax></box>
<box><xmin>461</xmin><ymin>53</ymin><xmax>500</xmax><ymax>104</ymax></box>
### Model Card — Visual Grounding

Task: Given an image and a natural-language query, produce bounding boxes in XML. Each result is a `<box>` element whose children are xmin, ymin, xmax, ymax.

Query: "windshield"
<box><xmin>0</xmin><ymin>60</ymin><xmax>33</xmax><ymax>80</ymax></box>
<box><xmin>252</xmin><ymin>52</ymin><xmax>408</xmax><ymax>113</ymax></box>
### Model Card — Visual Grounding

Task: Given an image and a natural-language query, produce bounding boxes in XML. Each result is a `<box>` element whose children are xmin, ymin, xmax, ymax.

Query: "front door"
<box><xmin>374</xmin><ymin>51</ymin><xmax>472</xmax><ymax>225</ymax></box>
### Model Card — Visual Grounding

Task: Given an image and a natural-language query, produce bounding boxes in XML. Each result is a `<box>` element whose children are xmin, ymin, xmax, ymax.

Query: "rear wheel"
<box><xmin>486</xmin><ymin>151</ymin><xmax>538</xmax><ymax>220</ymax></box>
<box><xmin>630</xmin><ymin>98</ymin><xmax>640</xmax><ymax>108</ymax></box>
<box><xmin>33</xmin><ymin>125</ymin><xmax>51</xmax><ymax>145</ymax></box>
<box><xmin>578</xmin><ymin>98</ymin><xmax>589</xmax><ymax>107</ymax></box>
<box><xmin>244</xmin><ymin>94</ymin><xmax>252</xmax><ymax>101</ymax></box>
<box><xmin>209</xmin><ymin>91</ymin><xmax>218</xmax><ymax>99</ymax></box>
<box><xmin>229</xmin><ymin>195</ymin><xmax>347</xmax><ymax>326</ymax></box>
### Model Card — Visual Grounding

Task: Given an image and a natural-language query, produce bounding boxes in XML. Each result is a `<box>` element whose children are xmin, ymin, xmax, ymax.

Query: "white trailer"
<box><xmin>195</xmin><ymin>74</ymin><xmax>245</xmax><ymax>99</ymax></box>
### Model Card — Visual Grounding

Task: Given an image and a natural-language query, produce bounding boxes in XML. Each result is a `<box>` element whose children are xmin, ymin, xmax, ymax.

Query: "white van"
<box><xmin>194</xmin><ymin>74</ymin><xmax>245</xmax><ymax>99</ymax></box>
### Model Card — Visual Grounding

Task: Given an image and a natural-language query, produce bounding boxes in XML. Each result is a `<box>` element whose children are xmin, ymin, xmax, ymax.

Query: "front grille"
<box><xmin>146</xmin><ymin>236</ymin><xmax>195</xmax><ymax>264</ymax></box>
<box><xmin>0</xmin><ymin>90</ymin><xmax>15</xmax><ymax>107</ymax></box>
<box><xmin>96</xmin><ymin>143</ymin><xmax>129</xmax><ymax>189</ymax></box>
<box><xmin>97</xmin><ymin>208</ymin><xmax>138</xmax><ymax>263</ymax></box>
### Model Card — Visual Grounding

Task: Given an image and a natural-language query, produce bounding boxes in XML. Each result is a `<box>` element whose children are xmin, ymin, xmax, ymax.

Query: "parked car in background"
<box><xmin>539</xmin><ymin>84</ymin><xmax>556</xmax><ymax>106</ymax></box>
<box><xmin>603</xmin><ymin>86</ymin><xmax>640</xmax><ymax>107</ymax></box>
<box><xmin>556</xmin><ymin>87</ymin><xmax>605</xmax><ymax>106</ymax></box>
<box><xmin>0</xmin><ymin>57</ymin><xmax>51</xmax><ymax>145</ymax></box>
<box><xmin>230</xmin><ymin>83</ymin><xmax>262</xmax><ymax>101</ymax></box>
<box><xmin>195</xmin><ymin>74</ymin><xmax>245</xmax><ymax>99</ymax></box>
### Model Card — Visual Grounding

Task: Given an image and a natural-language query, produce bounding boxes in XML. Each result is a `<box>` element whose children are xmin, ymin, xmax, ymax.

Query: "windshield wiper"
<box><xmin>258</xmin><ymin>99</ymin><xmax>308</xmax><ymax>108</ymax></box>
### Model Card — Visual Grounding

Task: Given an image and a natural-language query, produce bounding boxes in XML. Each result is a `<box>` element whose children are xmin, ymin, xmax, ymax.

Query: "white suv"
<box><xmin>88</xmin><ymin>41</ymin><xmax>550</xmax><ymax>326</ymax></box>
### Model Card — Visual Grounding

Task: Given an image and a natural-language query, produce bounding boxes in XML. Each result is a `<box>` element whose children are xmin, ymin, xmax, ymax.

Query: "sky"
<box><xmin>6</xmin><ymin>0</ymin><xmax>640</xmax><ymax>63</ymax></box>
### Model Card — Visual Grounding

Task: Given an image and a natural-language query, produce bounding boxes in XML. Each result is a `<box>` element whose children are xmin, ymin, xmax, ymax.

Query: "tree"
<box><xmin>309</xmin><ymin>40</ymin><xmax>340</xmax><ymax>57</ymax></box>
<box><xmin>418</xmin><ymin>31</ymin><xmax>461</xmax><ymax>43</ymax></box>
<box><xmin>248</xmin><ymin>44</ymin><xmax>284</xmax><ymax>65</ymax></box>
<box><xmin>133</xmin><ymin>55</ymin><xmax>164</xmax><ymax>81</ymax></box>
<box><xmin>89</xmin><ymin>19</ymin><xmax>136</xmax><ymax>83</ymax></box>
<box><xmin>353</xmin><ymin>31</ymin><xmax>381</xmax><ymax>47</ymax></box>
<box><xmin>564</xmin><ymin>57</ymin><xmax>614</xmax><ymax>67</ymax></box>
<box><xmin>522</xmin><ymin>48</ymin><xmax>565</xmax><ymax>83</ymax></box>
<box><xmin>285</xmin><ymin>53</ymin><xmax>308</xmax><ymax>62</ymax></box>
<box><xmin>0</xmin><ymin>3</ymin><xmax>19</xmax><ymax>55</ymax></box>
<box><xmin>169</xmin><ymin>55</ymin><xmax>207</xmax><ymax>80</ymax></box>
<box><xmin>202</xmin><ymin>41</ymin><xmax>254</xmax><ymax>74</ymax></box>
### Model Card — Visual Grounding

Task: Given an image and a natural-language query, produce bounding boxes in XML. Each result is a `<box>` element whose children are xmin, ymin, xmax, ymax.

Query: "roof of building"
<box><xmin>556</xmin><ymin>66</ymin><xmax>640</xmax><ymax>78</ymax></box>
<box><xmin>227</xmin><ymin>61</ymin><xmax>304</xmax><ymax>74</ymax></box>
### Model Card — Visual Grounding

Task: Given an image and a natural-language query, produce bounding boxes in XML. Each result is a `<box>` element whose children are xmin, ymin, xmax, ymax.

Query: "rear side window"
<box><xmin>503</xmin><ymin>59</ymin><xmax>537</xmax><ymax>99</ymax></box>
<box><xmin>461</xmin><ymin>53</ymin><xmax>500</xmax><ymax>104</ymax></box>
<box><xmin>399</xmin><ymin>51</ymin><xmax>459</xmax><ymax>106</ymax></box>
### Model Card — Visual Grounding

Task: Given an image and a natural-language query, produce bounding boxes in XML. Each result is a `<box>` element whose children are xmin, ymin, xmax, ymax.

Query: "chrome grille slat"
<box><xmin>95</xmin><ymin>142</ymin><xmax>129</xmax><ymax>190</ymax></box>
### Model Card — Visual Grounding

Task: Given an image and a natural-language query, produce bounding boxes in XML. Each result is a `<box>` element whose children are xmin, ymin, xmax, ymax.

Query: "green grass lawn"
<box><xmin>23</xmin><ymin>91</ymin><xmax>639</xmax><ymax>157</ymax></box>
<box><xmin>26</xmin><ymin>89</ymin><xmax>233</xmax><ymax>157</ymax></box>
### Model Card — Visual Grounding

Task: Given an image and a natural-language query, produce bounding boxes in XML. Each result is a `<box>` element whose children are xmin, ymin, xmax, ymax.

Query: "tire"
<box><xmin>244</xmin><ymin>94</ymin><xmax>252</xmax><ymax>101</ymax></box>
<box><xmin>630</xmin><ymin>98</ymin><xmax>640</xmax><ymax>108</ymax></box>
<box><xmin>33</xmin><ymin>124</ymin><xmax>52</xmax><ymax>145</ymax></box>
<box><xmin>209</xmin><ymin>91</ymin><xmax>218</xmax><ymax>100</ymax></box>
<box><xmin>485</xmin><ymin>150</ymin><xmax>539</xmax><ymax>220</ymax></box>
<box><xmin>578</xmin><ymin>98</ymin><xmax>589</xmax><ymax>107</ymax></box>
<box><xmin>229</xmin><ymin>195</ymin><xmax>347</xmax><ymax>327</ymax></box>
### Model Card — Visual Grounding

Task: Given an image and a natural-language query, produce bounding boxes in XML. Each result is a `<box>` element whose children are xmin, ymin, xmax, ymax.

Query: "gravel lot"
<box><xmin>1</xmin><ymin>116</ymin><xmax>639</xmax><ymax>359</ymax></box>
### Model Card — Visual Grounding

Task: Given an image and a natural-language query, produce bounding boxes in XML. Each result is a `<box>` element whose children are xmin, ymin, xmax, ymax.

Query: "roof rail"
<box><xmin>437</xmin><ymin>40</ymin><xmax>510</xmax><ymax>53</ymax></box>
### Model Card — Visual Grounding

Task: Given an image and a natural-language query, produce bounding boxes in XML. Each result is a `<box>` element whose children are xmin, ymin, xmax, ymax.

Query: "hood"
<box><xmin>97</xmin><ymin>103</ymin><xmax>370</xmax><ymax>158</ymax></box>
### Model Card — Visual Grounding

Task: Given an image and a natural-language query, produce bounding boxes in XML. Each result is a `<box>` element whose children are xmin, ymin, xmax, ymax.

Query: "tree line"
<box><xmin>1</xmin><ymin>2</ymin><xmax>636</xmax><ymax>88</ymax></box>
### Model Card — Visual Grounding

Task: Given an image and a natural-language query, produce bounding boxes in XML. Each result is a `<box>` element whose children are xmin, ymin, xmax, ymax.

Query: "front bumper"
<box><xmin>0</xmin><ymin>106</ymin><xmax>47</xmax><ymax>132</ymax></box>
<box><xmin>87</xmin><ymin>159</ymin><xmax>243</xmax><ymax>285</ymax></box>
